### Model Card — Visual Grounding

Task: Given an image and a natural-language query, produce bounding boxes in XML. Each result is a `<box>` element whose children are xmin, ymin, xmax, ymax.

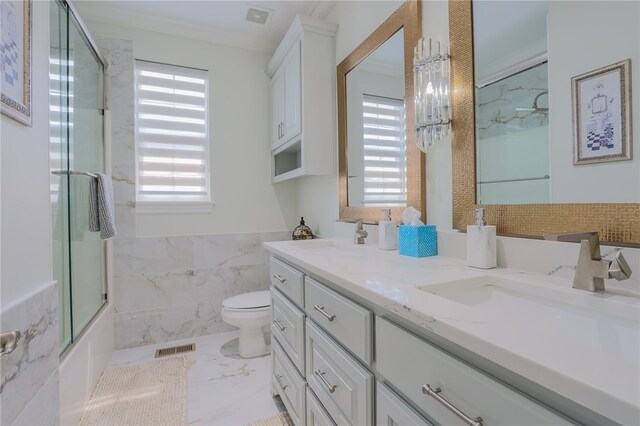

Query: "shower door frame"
<box><xmin>54</xmin><ymin>0</ymin><xmax>111</xmax><ymax>358</ymax></box>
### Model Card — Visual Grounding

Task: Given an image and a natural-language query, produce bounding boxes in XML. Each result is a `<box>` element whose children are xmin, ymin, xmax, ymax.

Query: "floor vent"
<box><xmin>155</xmin><ymin>343</ymin><xmax>196</xmax><ymax>358</ymax></box>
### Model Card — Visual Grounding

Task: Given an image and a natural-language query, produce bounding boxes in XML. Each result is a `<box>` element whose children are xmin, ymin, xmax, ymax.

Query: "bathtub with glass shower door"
<box><xmin>50</xmin><ymin>0</ymin><xmax>107</xmax><ymax>355</ymax></box>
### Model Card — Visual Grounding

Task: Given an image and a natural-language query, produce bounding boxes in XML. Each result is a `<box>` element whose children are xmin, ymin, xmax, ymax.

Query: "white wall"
<box><xmin>422</xmin><ymin>0</ymin><xmax>452</xmax><ymax>229</ymax></box>
<box><xmin>0</xmin><ymin>0</ymin><xmax>53</xmax><ymax>309</ymax></box>
<box><xmin>0</xmin><ymin>3</ymin><xmax>61</xmax><ymax>425</ymax></box>
<box><xmin>297</xmin><ymin>0</ymin><xmax>404</xmax><ymax>237</ymax></box>
<box><xmin>548</xmin><ymin>1</ymin><xmax>640</xmax><ymax>203</ymax></box>
<box><xmin>299</xmin><ymin>0</ymin><xmax>452</xmax><ymax>237</ymax></box>
<box><xmin>79</xmin><ymin>18</ymin><xmax>298</xmax><ymax>237</ymax></box>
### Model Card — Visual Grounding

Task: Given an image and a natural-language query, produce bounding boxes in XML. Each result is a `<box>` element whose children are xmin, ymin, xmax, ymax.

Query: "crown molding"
<box><xmin>78</xmin><ymin>4</ymin><xmax>279</xmax><ymax>53</ymax></box>
<box><xmin>266</xmin><ymin>15</ymin><xmax>338</xmax><ymax>76</ymax></box>
<box><xmin>306</xmin><ymin>1</ymin><xmax>337</xmax><ymax>20</ymax></box>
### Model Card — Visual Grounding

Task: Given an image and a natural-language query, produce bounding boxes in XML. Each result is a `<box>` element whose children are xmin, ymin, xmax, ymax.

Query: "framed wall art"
<box><xmin>572</xmin><ymin>59</ymin><xmax>632</xmax><ymax>165</ymax></box>
<box><xmin>1</xmin><ymin>0</ymin><xmax>32</xmax><ymax>126</ymax></box>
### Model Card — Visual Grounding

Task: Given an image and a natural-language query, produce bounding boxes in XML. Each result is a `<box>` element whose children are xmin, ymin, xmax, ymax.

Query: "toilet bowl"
<box><xmin>221</xmin><ymin>290</ymin><xmax>271</xmax><ymax>358</ymax></box>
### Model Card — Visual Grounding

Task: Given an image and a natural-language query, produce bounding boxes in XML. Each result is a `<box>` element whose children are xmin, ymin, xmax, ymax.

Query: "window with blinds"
<box><xmin>135</xmin><ymin>60</ymin><xmax>210</xmax><ymax>206</ymax></box>
<box><xmin>362</xmin><ymin>94</ymin><xmax>407</xmax><ymax>206</ymax></box>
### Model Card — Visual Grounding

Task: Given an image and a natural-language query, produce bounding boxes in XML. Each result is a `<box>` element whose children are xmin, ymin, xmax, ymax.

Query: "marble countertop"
<box><xmin>264</xmin><ymin>238</ymin><xmax>640</xmax><ymax>425</ymax></box>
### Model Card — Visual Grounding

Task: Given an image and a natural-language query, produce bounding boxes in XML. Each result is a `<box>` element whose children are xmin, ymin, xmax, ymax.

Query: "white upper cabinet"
<box><xmin>272</xmin><ymin>41</ymin><xmax>301</xmax><ymax>148</ymax></box>
<box><xmin>270</xmin><ymin>66</ymin><xmax>285</xmax><ymax>148</ymax></box>
<box><xmin>267</xmin><ymin>16</ymin><xmax>337</xmax><ymax>182</ymax></box>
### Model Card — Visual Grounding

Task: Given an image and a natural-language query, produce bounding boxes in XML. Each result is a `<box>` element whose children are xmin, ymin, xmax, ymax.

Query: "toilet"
<box><xmin>221</xmin><ymin>290</ymin><xmax>271</xmax><ymax>358</ymax></box>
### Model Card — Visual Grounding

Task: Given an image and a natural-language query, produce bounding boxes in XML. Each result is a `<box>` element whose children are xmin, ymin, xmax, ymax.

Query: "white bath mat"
<box><xmin>79</xmin><ymin>356</ymin><xmax>194</xmax><ymax>426</ymax></box>
<box><xmin>244</xmin><ymin>412</ymin><xmax>294</xmax><ymax>426</ymax></box>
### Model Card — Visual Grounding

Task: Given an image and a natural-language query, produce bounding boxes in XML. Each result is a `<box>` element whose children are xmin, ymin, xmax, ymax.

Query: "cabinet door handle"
<box><xmin>278</xmin><ymin>123</ymin><xmax>282</xmax><ymax>139</ymax></box>
<box><xmin>280</xmin><ymin>122</ymin><xmax>285</xmax><ymax>138</ymax></box>
<box><xmin>275</xmin><ymin>374</ymin><xmax>288</xmax><ymax>391</ymax></box>
<box><xmin>273</xmin><ymin>318</ymin><xmax>286</xmax><ymax>331</ymax></box>
<box><xmin>313</xmin><ymin>304</ymin><xmax>336</xmax><ymax>322</ymax></box>
<box><xmin>422</xmin><ymin>384</ymin><xmax>483</xmax><ymax>426</ymax></box>
<box><xmin>314</xmin><ymin>369</ymin><xmax>337</xmax><ymax>393</ymax></box>
<box><xmin>273</xmin><ymin>274</ymin><xmax>286</xmax><ymax>283</ymax></box>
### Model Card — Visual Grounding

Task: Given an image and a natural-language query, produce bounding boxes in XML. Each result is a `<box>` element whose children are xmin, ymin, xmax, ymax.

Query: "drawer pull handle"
<box><xmin>273</xmin><ymin>274</ymin><xmax>287</xmax><ymax>283</ymax></box>
<box><xmin>422</xmin><ymin>384</ymin><xmax>483</xmax><ymax>426</ymax></box>
<box><xmin>313</xmin><ymin>305</ymin><xmax>336</xmax><ymax>322</ymax></box>
<box><xmin>275</xmin><ymin>374</ymin><xmax>288</xmax><ymax>391</ymax></box>
<box><xmin>273</xmin><ymin>318</ymin><xmax>286</xmax><ymax>331</ymax></box>
<box><xmin>314</xmin><ymin>369</ymin><xmax>337</xmax><ymax>393</ymax></box>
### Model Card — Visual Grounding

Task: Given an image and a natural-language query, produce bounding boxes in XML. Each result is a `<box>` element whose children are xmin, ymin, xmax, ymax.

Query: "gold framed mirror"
<box><xmin>338</xmin><ymin>0</ymin><xmax>425</xmax><ymax>224</ymax></box>
<box><xmin>449</xmin><ymin>0</ymin><xmax>640</xmax><ymax>245</ymax></box>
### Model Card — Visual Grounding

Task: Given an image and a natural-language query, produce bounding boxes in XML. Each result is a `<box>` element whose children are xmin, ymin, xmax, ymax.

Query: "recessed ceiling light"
<box><xmin>246</xmin><ymin>4</ymin><xmax>273</xmax><ymax>25</ymax></box>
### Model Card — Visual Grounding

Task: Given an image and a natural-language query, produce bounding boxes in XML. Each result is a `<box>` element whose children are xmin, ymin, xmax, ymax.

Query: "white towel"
<box><xmin>88</xmin><ymin>173</ymin><xmax>117</xmax><ymax>239</ymax></box>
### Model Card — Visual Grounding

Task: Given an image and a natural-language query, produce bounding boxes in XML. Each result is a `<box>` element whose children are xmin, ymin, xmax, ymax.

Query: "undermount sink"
<box><xmin>418</xmin><ymin>276</ymin><xmax>640</xmax><ymax>364</ymax></box>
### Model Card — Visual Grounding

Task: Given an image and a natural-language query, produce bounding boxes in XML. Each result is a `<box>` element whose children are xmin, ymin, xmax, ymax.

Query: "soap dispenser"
<box><xmin>379</xmin><ymin>209</ymin><xmax>398</xmax><ymax>250</ymax></box>
<box><xmin>467</xmin><ymin>208</ymin><xmax>497</xmax><ymax>269</ymax></box>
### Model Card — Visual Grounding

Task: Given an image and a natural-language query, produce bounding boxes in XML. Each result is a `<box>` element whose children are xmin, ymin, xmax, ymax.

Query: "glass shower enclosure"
<box><xmin>50</xmin><ymin>0</ymin><xmax>107</xmax><ymax>354</ymax></box>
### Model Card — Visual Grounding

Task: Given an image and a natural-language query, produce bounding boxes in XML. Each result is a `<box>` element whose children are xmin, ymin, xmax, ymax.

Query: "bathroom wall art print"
<box><xmin>572</xmin><ymin>59</ymin><xmax>632</xmax><ymax>165</ymax></box>
<box><xmin>0</xmin><ymin>0</ymin><xmax>31</xmax><ymax>126</ymax></box>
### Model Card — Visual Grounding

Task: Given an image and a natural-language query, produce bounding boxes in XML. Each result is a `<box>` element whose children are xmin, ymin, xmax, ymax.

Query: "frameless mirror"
<box><xmin>338</xmin><ymin>0</ymin><xmax>424</xmax><ymax>224</ymax></box>
<box><xmin>346</xmin><ymin>29</ymin><xmax>406</xmax><ymax>207</ymax></box>
<box><xmin>473</xmin><ymin>1</ymin><xmax>639</xmax><ymax>205</ymax></box>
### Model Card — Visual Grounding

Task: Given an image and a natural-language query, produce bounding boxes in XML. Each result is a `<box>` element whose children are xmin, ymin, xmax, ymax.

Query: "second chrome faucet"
<box><xmin>544</xmin><ymin>231</ymin><xmax>632</xmax><ymax>292</ymax></box>
<box><xmin>354</xmin><ymin>219</ymin><xmax>368</xmax><ymax>244</ymax></box>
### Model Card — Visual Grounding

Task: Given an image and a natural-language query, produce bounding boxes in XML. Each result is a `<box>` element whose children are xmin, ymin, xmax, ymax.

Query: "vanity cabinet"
<box><xmin>269</xmin><ymin>254</ymin><xmax>580</xmax><ymax>426</ymax></box>
<box><xmin>376</xmin><ymin>317</ymin><xmax>572</xmax><ymax>426</ymax></box>
<box><xmin>306</xmin><ymin>388</ymin><xmax>336</xmax><ymax>426</ymax></box>
<box><xmin>272</xmin><ymin>337</ymin><xmax>306</xmax><ymax>425</ymax></box>
<box><xmin>304</xmin><ymin>277</ymin><xmax>373</xmax><ymax>365</ymax></box>
<box><xmin>271</xmin><ymin>287</ymin><xmax>305</xmax><ymax>373</ymax></box>
<box><xmin>376</xmin><ymin>382</ymin><xmax>431</xmax><ymax>426</ymax></box>
<box><xmin>306</xmin><ymin>319</ymin><xmax>373</xmax><ymax>426</ymax></box>
<box><xmin>270</xmin><ymin>256</ymin><xmax>304</xmax><ymax>307</ymax></box>
<box><xmin>267</xmin><ymin>16</ymin><xmax>337</xmax><ymax>182</ymax></box>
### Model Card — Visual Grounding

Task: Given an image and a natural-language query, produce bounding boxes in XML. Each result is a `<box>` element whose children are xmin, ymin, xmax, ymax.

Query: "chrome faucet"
<box><xmin>543</xmin><ymin>231</ymin><xmax>632</xmax><ymax>292</ymax></box>
<box><xmin>354</xmin><ymin>219</ymin><xmax>368</xmax><ymax>244</ymax></box>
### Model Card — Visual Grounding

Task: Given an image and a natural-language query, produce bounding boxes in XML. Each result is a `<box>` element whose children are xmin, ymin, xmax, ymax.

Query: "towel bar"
<box><xmin>51</xmin><ymin>170</ymin><xmax>98</xmax><ymax>178</ymax></box>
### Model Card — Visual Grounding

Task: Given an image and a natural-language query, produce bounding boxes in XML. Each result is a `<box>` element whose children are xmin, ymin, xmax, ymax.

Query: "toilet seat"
<box><xmin>223</xmin><ymin>290</ymin><xmax>270</xmax><ymax>310</ymax></box>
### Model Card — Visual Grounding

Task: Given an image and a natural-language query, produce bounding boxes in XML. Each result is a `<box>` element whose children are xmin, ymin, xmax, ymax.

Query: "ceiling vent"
<box><xmin>246</xmin><ymin>5</ymin><xmax>273</xmax><ymax>25</ymax></box>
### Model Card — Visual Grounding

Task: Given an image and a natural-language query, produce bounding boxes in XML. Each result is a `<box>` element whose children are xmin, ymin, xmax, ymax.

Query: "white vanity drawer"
<box><xmin>377</xmin><ymin>381</ymin><xmax>432</xmax><ymax>426</ymax></box>
<box><xmin>376</xmin><ymin>317</ymin><xmax>572</xmax><ymax>426</ymax></box>
<box><xmin>306</xmin><ymin>388</ymin><xmax>336</xmax><ymax>426</ymax></box>
<box><xmin>273</xmin><ymin>337</ymin><xmax>306</xmax><ymax>426</ymax></box>
<box><xmin>304</xmin><ymin>277</ymin><xmax>373</xmax><ymax>364</ymax></box>
<box><xmin>270</xmin><ymin>256</ymin><xmax>304</xmax><ymax>307</ymax></box>
<box><xmin>271</xmin><ymin>286</ymin><xmax>305</xmax><ymax>373</ymax></box>
<box><xmin>306</xmin><ymin>319</ymin><xmax>373</xmax><ymax>426</ymax></box>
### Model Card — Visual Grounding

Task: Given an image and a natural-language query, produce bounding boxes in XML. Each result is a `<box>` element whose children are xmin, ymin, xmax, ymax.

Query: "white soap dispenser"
<box><xmin>379</xmin><ymin>208</ymin><xmax>398</xmax><ymax>250</ymax></box>
<box><xmin>467</xmin><ymin>208</ymin><xmax>497</xmax><ymax>269</ymax></box>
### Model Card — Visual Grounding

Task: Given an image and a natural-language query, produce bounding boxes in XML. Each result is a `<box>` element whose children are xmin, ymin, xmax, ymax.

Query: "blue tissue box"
<box><xmin>399</xmin><ymin>225</ymin><xmax>437</xmax><ymax>257</ymax></box>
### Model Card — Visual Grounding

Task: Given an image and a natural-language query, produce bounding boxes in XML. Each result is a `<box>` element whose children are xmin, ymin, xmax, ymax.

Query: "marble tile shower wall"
<box><xmin>476</xmin><ymin>62</ymin><xmax>549</xmax><ymax>140</ymax></box>
<box><xmin>0</xmin><ymin>282</ymin><xmax>59</xmax><ymax>425</ymax></box>
<box><xmin>101</xmin><ymin>38</ymin><xmax>290</xmax><ymax>350</ymax></box>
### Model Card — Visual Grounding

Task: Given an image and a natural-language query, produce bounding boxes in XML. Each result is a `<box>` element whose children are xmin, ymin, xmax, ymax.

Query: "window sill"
<box><xmin>136</xmin><ymin>201</ymin><xmax>215</xmax><ymax>215</ymax></box>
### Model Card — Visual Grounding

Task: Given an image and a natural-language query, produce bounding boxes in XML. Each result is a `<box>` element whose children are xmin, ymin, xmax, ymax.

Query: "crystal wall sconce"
<box><xmin>414</xmin><ymin>37</ymin><xmax>451</xmax><ymax>153</ymax></box>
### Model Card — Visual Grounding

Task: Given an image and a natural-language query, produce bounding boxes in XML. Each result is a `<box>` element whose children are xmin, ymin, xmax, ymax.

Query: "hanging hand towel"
<box><xmin>88</xmin><ymin>173</ymin><xmax>117</xmax><ymax>239</ymax></box>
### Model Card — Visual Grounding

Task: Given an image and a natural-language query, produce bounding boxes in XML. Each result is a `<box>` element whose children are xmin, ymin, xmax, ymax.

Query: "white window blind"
<box><xmin>135</xmin><ymin>60</ymin><xmax>210</xmax><ymax>205</ymax></box>
<box><xmin>362</xmin><ymin>94</ymin><xmax>407</xmax><ymax>205</ymax></box>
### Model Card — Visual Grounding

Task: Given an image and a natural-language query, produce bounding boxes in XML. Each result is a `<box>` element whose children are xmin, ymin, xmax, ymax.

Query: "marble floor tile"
<box><xmin>107</xmin><ymin>331</ymin><xmax>281</xmax><ymax>425</ymax></box>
